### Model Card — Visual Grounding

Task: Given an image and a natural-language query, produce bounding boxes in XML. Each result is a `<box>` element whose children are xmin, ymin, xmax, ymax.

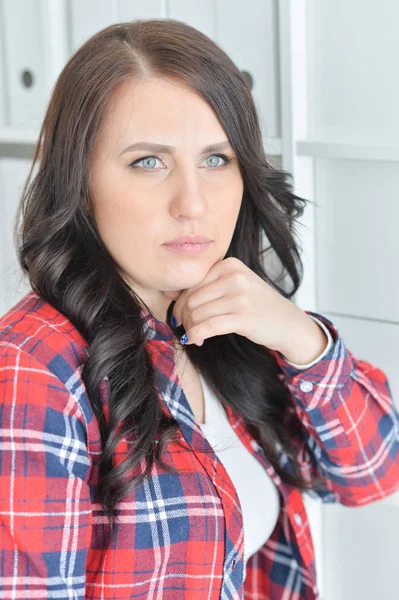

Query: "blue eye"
<box><xmin>129</xmin><ymin>156</ymin><xmax>161</xmax><ymax>170</ymax></box>
<box><xmin>128</xmin><ymin>153</ymin><xmax>232</xmax><ymax>170</ymax></box>
<box><xmin>203</xmin><ymin>154</ymin><xmax>232</xmax><ymax>168</ymax></box>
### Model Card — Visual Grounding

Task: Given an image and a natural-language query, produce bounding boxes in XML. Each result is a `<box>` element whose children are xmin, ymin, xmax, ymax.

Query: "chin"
<box><xmin>163</xmin><ymin>261</ymin><xmax>212</xmax><ymax>283</ymax></box>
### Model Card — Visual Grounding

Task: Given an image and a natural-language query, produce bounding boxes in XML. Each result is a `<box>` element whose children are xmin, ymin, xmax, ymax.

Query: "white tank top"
<box><xmin>197</xmin><ymin>373</ymin><xmax>280</xmax><ymax>580</ymax></box>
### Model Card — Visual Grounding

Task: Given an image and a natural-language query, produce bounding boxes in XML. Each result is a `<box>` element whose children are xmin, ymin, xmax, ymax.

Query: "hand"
<box><xmin>161</xmin><ymin>257</ymin><xmax>328</xmax><ymax>364</ymax></box>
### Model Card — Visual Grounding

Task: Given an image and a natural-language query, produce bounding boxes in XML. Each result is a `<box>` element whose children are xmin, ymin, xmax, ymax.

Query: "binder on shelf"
<box><xmin>1</xmin><ymin>0</ymin><xmax>68</xmax><ymax>130</ymax></box>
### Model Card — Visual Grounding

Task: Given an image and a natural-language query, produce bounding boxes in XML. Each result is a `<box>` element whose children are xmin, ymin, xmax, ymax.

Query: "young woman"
<box><xmin>0</xmin><ymin>18</ymin><xmax>398</xmax><ymax>600</ymax></box>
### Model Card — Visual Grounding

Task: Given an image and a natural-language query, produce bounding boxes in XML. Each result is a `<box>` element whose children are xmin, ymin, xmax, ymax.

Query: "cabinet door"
<box><xmin>1</xmin><ymin>0</ymin><xmax>68</xmax><ymax>129</ymax></box>
<box><xmin>2</xmin><ymin>0</ymin><xmax>48</xmax><ymax>128</ymax></box>
<box><xmin>315</xmin><ymin>158</ymin><xmax>399</xmax><ymax>323</ymax></box>
<box><xmin>307</xmin><ymin>0</ymin><xmax>399</xmax><ymax>145</ymax></box>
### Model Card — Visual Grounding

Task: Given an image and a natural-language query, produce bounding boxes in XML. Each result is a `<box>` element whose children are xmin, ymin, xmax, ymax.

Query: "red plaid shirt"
<box><xmin>1</xmin><ymin>290</ymin><xmax>398</xmax><ymax>599</ymax></box>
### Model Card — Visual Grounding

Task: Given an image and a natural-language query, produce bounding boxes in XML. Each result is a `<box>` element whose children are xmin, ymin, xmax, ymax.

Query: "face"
<box><xmin>90</xmin><ymin>76</ymin><xmax>244</xmax><ymax>321</ymax></box>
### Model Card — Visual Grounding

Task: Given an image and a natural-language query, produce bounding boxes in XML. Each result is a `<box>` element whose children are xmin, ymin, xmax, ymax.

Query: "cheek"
<box><xmin>93</xmin><ymin>175</ymin><xmax>154</xmax><ymax>232</ymax></box>
<box><xmin>92</xmin><ymin>197</ymin><xmax>152</xmax><ymax>259</ymax></box>
<box><xmin>214</xmin><ymin>178</ymin><xmax>243</xmax><ymax>220</ymax></box>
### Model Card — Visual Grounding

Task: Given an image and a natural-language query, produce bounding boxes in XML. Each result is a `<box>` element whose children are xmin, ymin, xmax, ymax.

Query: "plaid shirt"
<box><xmin>1</xmin><ymin>290</ymin><xmax>398</xmax><ymax>600</ymax></box>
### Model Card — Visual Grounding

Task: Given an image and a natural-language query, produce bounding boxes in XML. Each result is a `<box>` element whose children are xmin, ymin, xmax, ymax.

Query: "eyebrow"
<box><xmin>119</xmin><ymin>140</ymin><xmax>233</xmax><ymax>156</ymax></box>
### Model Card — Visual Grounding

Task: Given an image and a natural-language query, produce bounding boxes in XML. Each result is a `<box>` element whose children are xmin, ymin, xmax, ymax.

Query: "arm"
<box><xmin>0</xmin><ymin>343</ymin><xmax>92</xmax><ymax>599</ymax></box>
<box><xmin>272</xmin><ymin>312</ymin><xmax>399</xmax><ymax>506</ymax></box>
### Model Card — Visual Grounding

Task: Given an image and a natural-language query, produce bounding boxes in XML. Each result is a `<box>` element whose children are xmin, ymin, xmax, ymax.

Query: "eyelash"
<box><xmin>128</xmin><ymin>153</ymin><xmax>233</xmax><ymax>170</ymax></box>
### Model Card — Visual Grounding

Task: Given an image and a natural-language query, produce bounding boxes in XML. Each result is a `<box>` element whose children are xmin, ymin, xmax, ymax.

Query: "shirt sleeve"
<box><xmin>272</xmin><ymin>311</ymin><xmax>399</xmax><ymax>506</ymax></box>
<box><xmin>280</xmin><ymin>315</ymin><xmax>334</xmax><ymax>370</ymax></box>
<box><xmin>0</xmin><ymin>344</ymin><xmax>92</xmax><ymax>600</ymax></box>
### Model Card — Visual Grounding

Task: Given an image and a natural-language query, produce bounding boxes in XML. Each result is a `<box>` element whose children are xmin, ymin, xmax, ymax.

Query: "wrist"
<box><xmin>278</xmin><ymin>315</ymin><xmax>329</xmax><ymax>366</ymax></box>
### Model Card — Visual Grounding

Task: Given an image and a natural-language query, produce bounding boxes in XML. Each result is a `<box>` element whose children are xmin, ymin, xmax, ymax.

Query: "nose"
<box><xmin>169</xmin><ymin>170</ymin><xmax>208</xmax><ymax>219</ymax></box>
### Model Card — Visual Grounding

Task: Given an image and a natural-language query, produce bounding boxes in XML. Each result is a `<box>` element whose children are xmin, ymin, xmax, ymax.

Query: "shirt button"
<box><xmin>300</xmin><ymin>381</ymin><xmax>314</xmax><ymax>393</ymax></box>
<box><xmin>250</xmin><ymin>439</ymin><xmax>260</xmax><ymax>451</ymax></box>
<box><xmin>232</xmin><ymin>557</ymin><xmax>238</xmax><ymax>570</ymax></box>
<box><xmin>294</xmin><ymin>513</ymin><xmax>303</xmax><ymax>526</ymax></box>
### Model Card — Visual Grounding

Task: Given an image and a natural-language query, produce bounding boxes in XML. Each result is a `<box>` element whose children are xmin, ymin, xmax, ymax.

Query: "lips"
<box><xmin>163</xmin><ymin>235</ymin><xmax>212</xmax><ymax>245</ymax></box>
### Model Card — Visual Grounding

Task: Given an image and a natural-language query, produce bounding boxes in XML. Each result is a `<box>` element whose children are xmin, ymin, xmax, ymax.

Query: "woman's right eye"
<box><xmin>129</xmin><ymin>155</ymin><xmax>163</xmax><ymax>170</ymax></box>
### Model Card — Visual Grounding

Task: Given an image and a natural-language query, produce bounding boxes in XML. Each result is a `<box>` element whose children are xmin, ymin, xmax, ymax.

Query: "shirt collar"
<box><xmin>140</xmin><ymin>308</ymin><xmax>175</xmax><ymax>343</ymax></box>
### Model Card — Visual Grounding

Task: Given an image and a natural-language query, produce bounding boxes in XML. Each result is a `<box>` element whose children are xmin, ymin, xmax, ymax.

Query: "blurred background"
<box><xmin>0</xmin><ymin>1</ymin><xmax>398</xmax><ymax>598</ymax></box>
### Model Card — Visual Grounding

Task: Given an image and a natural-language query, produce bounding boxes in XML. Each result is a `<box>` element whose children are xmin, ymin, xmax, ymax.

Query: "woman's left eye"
<box><xmin>202</xmin><ymin>154</ymin><xmax>232</xmax><ymax>168</ymax></box>
<box><xmin>128</xmin><ymin>153</ymin><xmax>232</xmax><ymax>170</ymax></box>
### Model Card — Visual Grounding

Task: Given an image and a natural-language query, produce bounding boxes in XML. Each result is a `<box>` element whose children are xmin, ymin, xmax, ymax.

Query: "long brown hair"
<box><xmin>15</xmin><ymin>18</ymin><xmax>326</xmax><ymax>542</ymax></box>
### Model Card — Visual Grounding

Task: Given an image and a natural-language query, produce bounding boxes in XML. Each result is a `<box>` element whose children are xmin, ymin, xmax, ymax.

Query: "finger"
<box><xmin>173</xmin><ymin>257</ymin><xmax>243</xmax><ymax>325</ymax></box>
<box><xmin>179</xmin><ymin>271</ymin><xmax>249</xmax><ymax>331</ymax></box>
<box><xmin>181</xmin><ymin>313</ymin><xmax>238</xmax><ymax>346</ymax></box>
<box><xmin>185</xmin><ymin>294</ymin><xmax>247</xmax><ymax>336</ymax></box>
<box><xmin>181</xmin><ymin>278</ymin><xmax>241</xmax><ymax>331</ymax></box>
<box><xmin>179</xmin><ymin>279</ymin><xmax>225</xmax><ymax>328</ymax></box>
<box><xmin>173</xmin><ymin>263</ymin><xmax>224</xmax><ymax>325</ymax></box>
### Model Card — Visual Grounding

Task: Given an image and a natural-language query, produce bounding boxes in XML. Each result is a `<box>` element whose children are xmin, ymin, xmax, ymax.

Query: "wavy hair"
<box><xmin>14</xmin><ymin>18</ymin><xmax>326</xmax><ymax>543</ymax></box>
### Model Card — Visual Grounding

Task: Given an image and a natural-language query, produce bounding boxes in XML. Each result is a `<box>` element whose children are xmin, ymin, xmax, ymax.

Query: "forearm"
<box><xmin>273</xmin><ymin>312</ymin><xmax>399</xmax><ymax>505</ymax></box>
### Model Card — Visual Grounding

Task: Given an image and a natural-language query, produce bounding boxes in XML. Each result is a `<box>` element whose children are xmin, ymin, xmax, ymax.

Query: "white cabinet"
<box><xmin>315</xmin><ymin>158</ymin><xmax>399</xmax><ymax>323</ymax></box>
<box><xmin>302</xmin><ymin>2</ymin><xmax>399</xmax><ymax>598</ymax></box>
<box><xmin>1</xmin><ymin>0</ymin><xmax>47</xmax><ymax>128</ymax></box>
<box><xmin>0</xmin><ymin>0</ymin><xmax>68</xmax><ymax>129</ymax></box>
<box><xmin>307</xmin><ymin>0</ymin><xmax>399</xmax><ymax>145</ymax></box>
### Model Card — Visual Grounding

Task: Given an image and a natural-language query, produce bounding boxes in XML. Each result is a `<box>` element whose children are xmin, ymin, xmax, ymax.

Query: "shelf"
<box><xmin>296</xmin><ymin>140</ymin><xmax>399</xmax><ymax>162</ymax></box>
<box><xmin>0</xmin><ymin>128</ymin><xmax>39</xmax><ymax>146</ymax></box>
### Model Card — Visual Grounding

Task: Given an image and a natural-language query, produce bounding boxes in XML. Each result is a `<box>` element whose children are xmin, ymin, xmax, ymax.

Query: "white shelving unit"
<box><xmin>297</xmin><ymin>140</ymin><xmax>399</xmax><ymax>162</ymax></box>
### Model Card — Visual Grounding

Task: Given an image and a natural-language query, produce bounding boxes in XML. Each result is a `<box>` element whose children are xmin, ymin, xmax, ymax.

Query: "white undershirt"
<box><xmin>196</xmin><ymin>315</ymin><xmax>333</xmax><ymax>579</ymax></box>
<box><xmin>197</xmin><ymin>373</ymin><xmax>280</xmax><ymax>580</ymax></box>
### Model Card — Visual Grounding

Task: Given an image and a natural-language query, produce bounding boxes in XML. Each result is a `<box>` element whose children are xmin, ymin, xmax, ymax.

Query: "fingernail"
<box><xmin>171</xmin><ymin>315</ymin><xmax>178</xmax><ymax>328</ymax></box>
<box><xmin>180</xmin><ymin>333</ymin><xmax>188</xmax><ymax>344</ymax></box>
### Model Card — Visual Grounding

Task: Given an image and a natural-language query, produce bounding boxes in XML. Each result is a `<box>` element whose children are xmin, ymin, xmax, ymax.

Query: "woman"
<box><xmin>0</xmin><ymin>18</ymin><xmax>398</xmax><ymax>600</ymax></box>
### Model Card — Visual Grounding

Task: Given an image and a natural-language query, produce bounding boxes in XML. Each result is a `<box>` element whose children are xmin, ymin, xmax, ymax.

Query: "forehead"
<box><xmin>96</xmin><ymin>76</ymin><xmax>227</xmax><ymax>151</ymax></box>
